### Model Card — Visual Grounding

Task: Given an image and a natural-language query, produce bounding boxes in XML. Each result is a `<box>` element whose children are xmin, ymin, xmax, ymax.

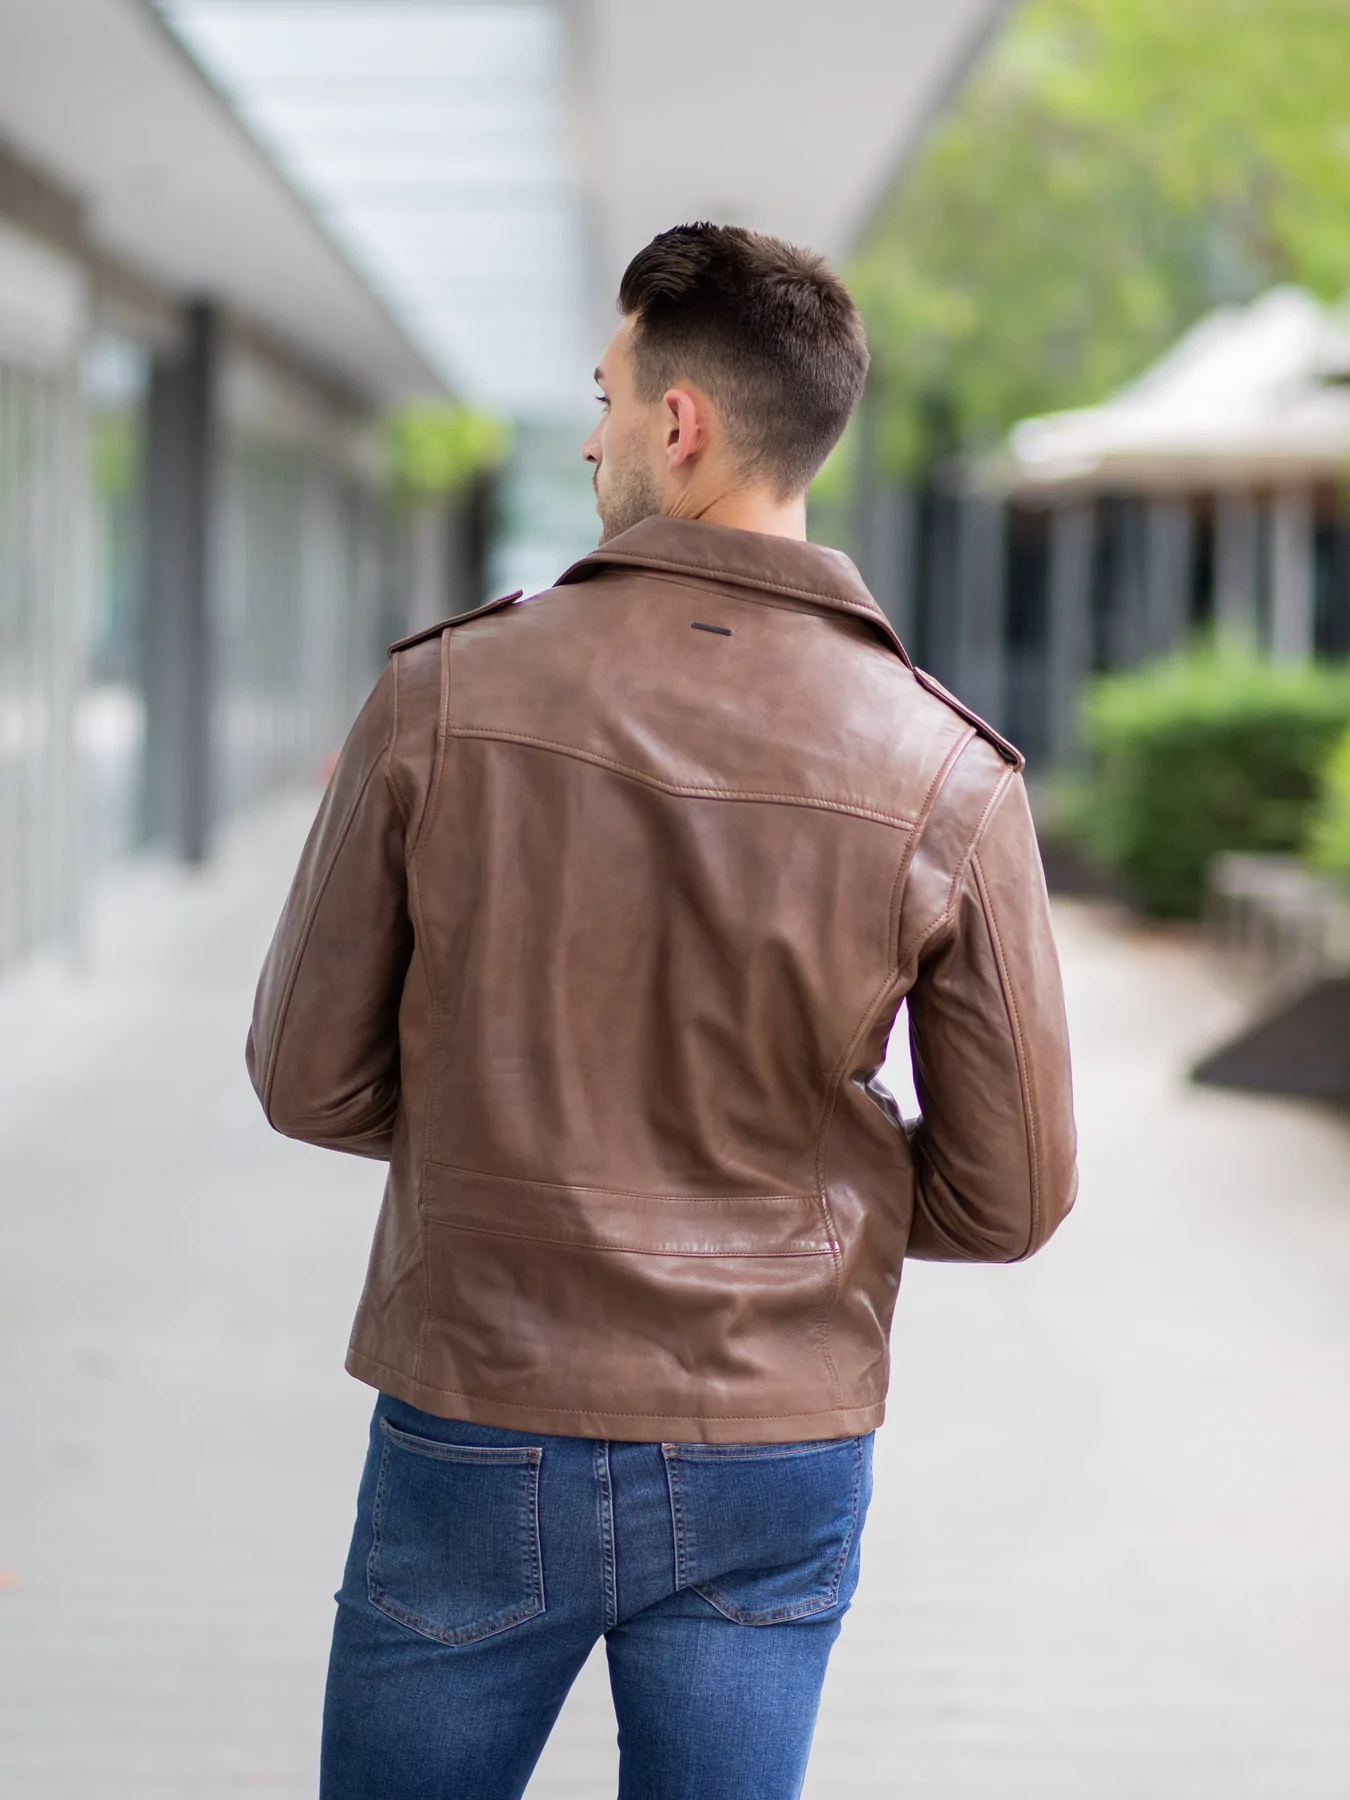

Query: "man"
<box><xmin>248</xmin><ymin>223</ymin><xmax>1076</xmax><ymax>1800</ymax></box>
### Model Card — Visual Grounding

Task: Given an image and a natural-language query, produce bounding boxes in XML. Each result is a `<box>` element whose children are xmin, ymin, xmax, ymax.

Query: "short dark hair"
<box><xmin>617</xmin><ymin>223</ymin><xmax>869</xmax><ymax>498</ymax></box>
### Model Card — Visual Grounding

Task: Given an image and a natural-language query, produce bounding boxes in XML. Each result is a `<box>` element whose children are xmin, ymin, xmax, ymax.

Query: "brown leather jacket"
<box><xmin>248</xmin><ymin>517</ymin><xmax>1076</xmax><ymax>1442</ymax></box>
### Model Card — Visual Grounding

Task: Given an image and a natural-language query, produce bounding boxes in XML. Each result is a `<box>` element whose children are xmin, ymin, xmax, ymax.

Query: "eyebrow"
<box><xmin>593</xmin><ymin>367</ymin><xmax>606</xmax><ymax>386</ymax></box>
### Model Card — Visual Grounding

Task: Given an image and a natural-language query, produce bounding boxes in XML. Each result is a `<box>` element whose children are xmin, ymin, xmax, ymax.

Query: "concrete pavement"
<box><xmin>1</xmin><ymin>794</ymin><xmax>1347</xmax><ymax>1797</ymax></box>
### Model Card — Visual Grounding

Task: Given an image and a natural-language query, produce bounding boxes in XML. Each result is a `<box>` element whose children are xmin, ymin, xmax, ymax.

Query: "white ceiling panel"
<box><xmin>577</xmin><ymin>0</ymin><xmax>1011</xmax><ymax>303</ymax></box>
<box><xmin>0</xmin><ymin>0</ymin><xmax>1010</xmax><ymax>414</ymax></box>
<box><xmin>0</xmin><ymin>0</ymin><xmax>441</xmax><ymax>401</ymax></box>
<box><xmin>162</xmin><ymin>1</ymin><xmax>590</xmax><ymax>411</ymax></box>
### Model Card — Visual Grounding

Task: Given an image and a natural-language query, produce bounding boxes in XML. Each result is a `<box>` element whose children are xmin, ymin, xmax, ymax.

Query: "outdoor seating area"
<box><xmin>1207</xmin><ymin>852</ymin><xmax>1350</xmax><ymax>982</ymax></box>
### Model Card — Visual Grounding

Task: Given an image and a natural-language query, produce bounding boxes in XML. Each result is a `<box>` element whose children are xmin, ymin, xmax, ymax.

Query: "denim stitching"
<box><xmin>663</xmin><ymin>1439</ymin><xmax>850</xmax><ymax>1462</ymax></box>
<box><xmin>690</xmin><ymin>1436</ymin><xmax>864</xmax><ymax>1626</ymax></box>
<box><xmin>664</xmin><ymin>1436</ymin><xmax>866</xmax><ymax>1627</ymax></box>
<box><xmin>523</xmin><ymin>1446</ymin><xmax>545</xmax><ymax>1628</ymax></box>
<box><xmin>661</xmin><ymin>1448</ymin><xmax>690</xmax><ymax>1594</ymax></box>
<box><xmin>365</xmin><ymin>1435</ymin><xmax>545</xmax><ymax>1647</ymax></box>
<box><xmin>378</xmin><ymin>1419</ymin><xmax>542</xmax><ymax>1466</ymax></box>
<box><xmin>594</xmin><ymin>1442</ymin><xmax>617</xmax><ymax>1631</ymax></box>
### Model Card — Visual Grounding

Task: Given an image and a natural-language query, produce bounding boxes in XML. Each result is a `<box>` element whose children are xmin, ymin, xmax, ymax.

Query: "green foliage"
<box><xmin>385</xmin><ymin>402</ymin><xmax>511</xmax><ymax>504</ymax></box>
<box><xmin>851</xmin><ymin>0</ymin><xmax>1350</xmax><ymax>473</ymax></box>
<box><xmin>1308</xmin><ymin>726</ymin><xmax>1350</xmax><ymax>879</ymax></box>
<box><xmin>1072</xmin><ymin>651</ymin><xmax>1350</xmax><ymax>917</ymax></box>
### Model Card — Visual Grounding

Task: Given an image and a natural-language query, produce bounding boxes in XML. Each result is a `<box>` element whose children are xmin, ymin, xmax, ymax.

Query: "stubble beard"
<box><xmin>595</xmin><ymin>448</ymin><xmax>662</xmax><ymax>545</ymax></box>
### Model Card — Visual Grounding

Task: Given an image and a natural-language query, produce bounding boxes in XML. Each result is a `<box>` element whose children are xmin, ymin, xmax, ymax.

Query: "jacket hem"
<box><xmin>345</xmin><ymin>1347</ymin><xmax>886</xmax><ymax>1444</ymax></box>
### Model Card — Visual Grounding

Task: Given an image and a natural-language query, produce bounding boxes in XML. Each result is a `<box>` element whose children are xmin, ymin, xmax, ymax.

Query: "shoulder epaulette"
<box><xmin>908</xmin><ymin>664</ymin><xmax>1025</xmax><ymax>771</ymax></box>
<box><xmin>387</xmin><ymin>590</ymin><xmax>523</xmax><ymax>655</ymax></box>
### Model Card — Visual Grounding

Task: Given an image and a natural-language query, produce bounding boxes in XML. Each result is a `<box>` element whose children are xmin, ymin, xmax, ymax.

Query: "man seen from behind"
<box><xmin>248</xmin><ymin>222</ymin><xmax>1077</xmax><ymax>1800</ymax></box>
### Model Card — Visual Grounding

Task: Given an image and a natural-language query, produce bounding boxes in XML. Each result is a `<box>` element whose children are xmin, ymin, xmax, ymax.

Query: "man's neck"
<box><xmin>669</xmin><ymin>488</ymin><xmax>808</xmax><ymax>542</ymax></box>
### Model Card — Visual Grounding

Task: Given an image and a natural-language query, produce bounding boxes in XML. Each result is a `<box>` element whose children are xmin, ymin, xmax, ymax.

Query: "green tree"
<box><xmin>384</xmin><ymin>401</ymin><xmax>511</xmax><ymax>505</ymax></box>
<box><xmin>849</xmin><ymin>0</ymin><xmax>1350</xmax><ymax>476</ymax></box>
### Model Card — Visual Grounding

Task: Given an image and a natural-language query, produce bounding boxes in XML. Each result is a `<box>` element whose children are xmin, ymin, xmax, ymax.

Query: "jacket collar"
<box><xmin>555</xmin><ymin>516</ymin><xmax>912</xmax><ymax>665</ymax></box>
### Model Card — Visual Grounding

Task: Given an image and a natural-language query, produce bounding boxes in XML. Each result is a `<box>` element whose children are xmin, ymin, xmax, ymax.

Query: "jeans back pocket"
<box><xmin>662</xmin><ymin>1435</ymin><xmax>872</xmax><ymax>1626</ymax></box>
<box><xmin>367</xmin><ymin>1419</ymin><xmax>544</xmax><ymax>1646</ymax></box>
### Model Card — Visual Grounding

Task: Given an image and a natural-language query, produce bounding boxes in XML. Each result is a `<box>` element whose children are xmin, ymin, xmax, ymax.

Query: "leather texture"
<box><xmin>247</xmin><ymin>516</ymin><xmax>1077</xmax><ymax>1442</ymax></box>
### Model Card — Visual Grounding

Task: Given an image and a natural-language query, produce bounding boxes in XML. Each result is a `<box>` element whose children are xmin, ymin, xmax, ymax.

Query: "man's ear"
<box><xmin>662</xmin><ymin>386</ymin><xmax>710</xmax><ymax>471</ymax></box>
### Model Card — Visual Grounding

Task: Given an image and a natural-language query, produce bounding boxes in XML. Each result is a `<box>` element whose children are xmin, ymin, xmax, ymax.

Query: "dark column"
<box><xmin>1142</xmin><ymin>496</ymin><xmax>1195</xmax><ymax>660</ymax></box>
<box><xmin>142</xmin><ymin>302</ymin><xmax>220</xmax><ymax>863</ymax></box>
<box><xmin>405</xmin><ymin>502</ymin><xmax>448</xmax><ymax>634</ymax></box>
<box><xmin>867</xmin><ymin>487</ymin><xmax>917</xmax><ymax>646</ymax></box>
<box><xmin>952</xmin><ymin>489</ymin><xmax>1007</xmax><ymax>726</ymax></box>
<box><xmin>919</xmin><ymin>481</ymin><xmax>962</xmax><ymax>689</ymax></box>
<box><xmin>1319</xmin><ymin>514</ymin><xmax>1350</xmax><ymax>658</ymax></box>
<box><xmin>850</xmin><ymin>385</ymin><xmax>917</xmax><ymax>643</ymax></box>
<box><xmin>445</xmin><ymin>473</ymin><xmax>496</xmax><ymax>618</ymax></box>
<box><xmin>1104</xmin><ymin>496</ymin><xmax>1148</xmax><ymax>669</ymax></box>
<box><xmin>1046</xmin><ymin>501</ymin><xmax>1096</xmax><ymax>767</ymax></box>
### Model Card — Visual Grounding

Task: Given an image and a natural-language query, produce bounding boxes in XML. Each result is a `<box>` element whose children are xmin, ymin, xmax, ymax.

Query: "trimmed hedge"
<box><xmin>1071</xmin><ymin>651</ymin><xmax>1350</xmax><ymax>918</ymax></box>
<box><xmin>1308</xmin><ymin>726</ymin><xmax>1350</xmax><ymax>880</ymax></box>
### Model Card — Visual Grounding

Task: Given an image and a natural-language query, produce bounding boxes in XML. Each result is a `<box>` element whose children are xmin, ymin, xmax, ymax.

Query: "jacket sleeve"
<box><xmin>904</xmin><ymin>772</ymin><xmax>1077</xmax><ymax>1261</ymax></box>
<box><xmin>245</xmin><ymin>667</ymin><xmax>413</xmax><ymax>1160</ymax></box>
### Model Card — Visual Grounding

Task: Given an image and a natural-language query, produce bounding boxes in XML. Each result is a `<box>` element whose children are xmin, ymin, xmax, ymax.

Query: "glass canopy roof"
<box><xmin>160</xmin><ymin>1</ymin><xmax>592</xmax><ymax>418</ymax></box>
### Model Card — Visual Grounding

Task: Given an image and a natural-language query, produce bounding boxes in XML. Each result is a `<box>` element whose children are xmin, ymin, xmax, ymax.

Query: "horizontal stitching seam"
<box><xmin>448</xmin><ymin>726</ymin><xmax>916</xmax><ymax>828</ymax></box>
<box><xmin>348</xmin><ymin>1349</ymin><xmax>873</xmax><ymax>1420</ymax></box>
<box><xmin>425</xmin><ymin>1162</ymin><xmax>814</xmax><ymax>1205</ymax></box>
<box><xmin>665</xmin><ymin>1442</ymin><xmax>853</xmax><ymax>1461</ymax></box>
<box><xmin>381</xmin><ymin>1423</ymin><xmax>540</xmax><ymax>1464</ymax></box>
<box><xmin>423</xmin><ymin>1217</ymin><xmax>830</xmax><ymax>1258</ymax></box>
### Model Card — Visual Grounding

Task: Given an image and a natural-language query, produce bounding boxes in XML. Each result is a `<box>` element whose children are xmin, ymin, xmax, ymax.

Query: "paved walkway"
<box><xmin>1</xmin><ymin>795</ymin><xmax>1348</xmax><ymax>1797</ymax></box>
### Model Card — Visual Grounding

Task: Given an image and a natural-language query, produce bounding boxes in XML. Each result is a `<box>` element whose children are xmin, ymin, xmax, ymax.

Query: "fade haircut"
<box><xmin>617</xmin><ymin>223</ymin><xmax>870</xmax><ymax>498</ymax></box>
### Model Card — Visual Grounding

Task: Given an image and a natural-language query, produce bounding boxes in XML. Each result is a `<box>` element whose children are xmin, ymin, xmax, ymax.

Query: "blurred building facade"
<box><xmin>855</xmin><ymin>288</ymin><xmax>1350</xmax><ymax>768</ymax></box>
<box><xmin>0</xmin><ymin>149</ymin><xmax>408</xmax><ymax>977</ymax></box>
<box><xmin>0</xmin><ymin>4</ymin><xmax>449</xmax><ymax>979</ymax></box>
<box><xmin>0</xmin><ymin>0</ymin><xmax>1012</xmax><ymax>983</ymax></box>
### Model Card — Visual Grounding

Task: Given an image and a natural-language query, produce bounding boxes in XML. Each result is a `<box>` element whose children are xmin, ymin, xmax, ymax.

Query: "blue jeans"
<box><xmin>321</xmin><ymin>1394</ymin><xmax>873</xmax><ymax>1800</ymax></box>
